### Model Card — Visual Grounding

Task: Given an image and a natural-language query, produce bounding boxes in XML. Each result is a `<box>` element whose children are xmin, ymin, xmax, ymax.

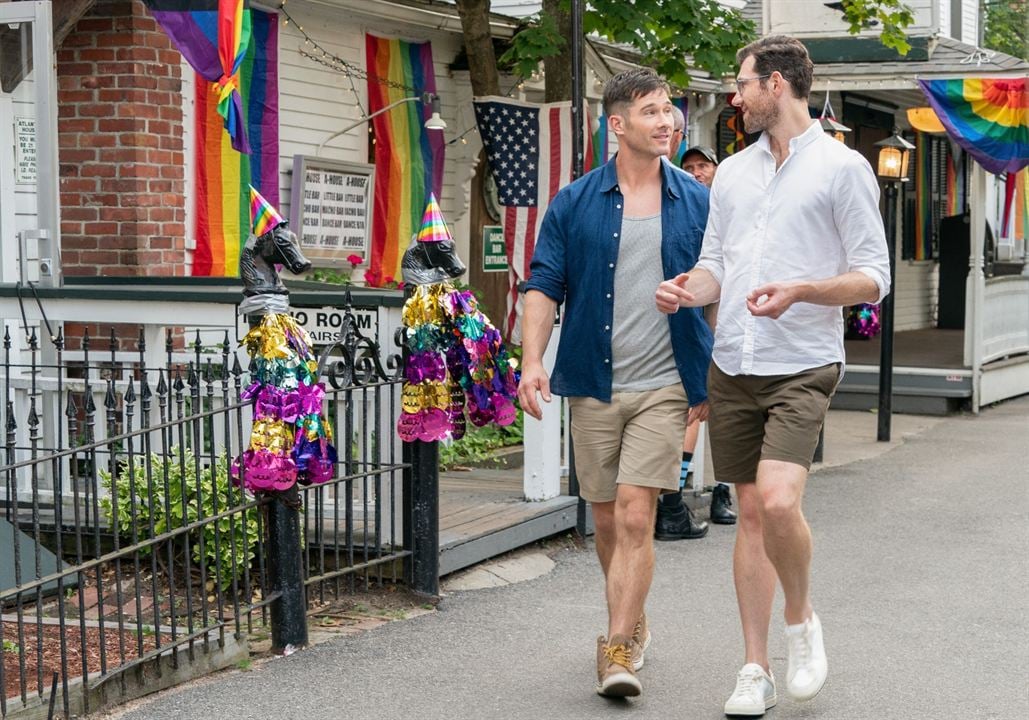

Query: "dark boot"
<box><xmin>710</xmin><ymin>483</ymin><xmax>737</xmax><ymax>525</ymax></box>
<box><xmin>655</xmin><ymin>492</ymin><xmax>709</xmax><ymax>540</ymax></box>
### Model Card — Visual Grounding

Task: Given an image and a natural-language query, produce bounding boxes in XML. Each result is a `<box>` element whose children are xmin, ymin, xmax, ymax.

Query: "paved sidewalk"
<box><xmin>106</xmin><ymin>400</ymin><xmax>1029</xmax><ymax>720</ymax></box>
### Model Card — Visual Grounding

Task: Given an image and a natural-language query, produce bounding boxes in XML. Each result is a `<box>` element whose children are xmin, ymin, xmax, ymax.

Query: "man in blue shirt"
<box><xmin>518</xmin><ymin>68</ymin><xmax>712</xmax><ymax>699</ymax></box>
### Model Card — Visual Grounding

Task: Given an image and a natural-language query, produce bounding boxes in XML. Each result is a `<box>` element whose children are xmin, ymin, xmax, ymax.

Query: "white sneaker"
<box><xmin>785</xmin><ymin>611</ymin><xmax>828</xmax><ymax>701</ymax></box>
<box><xmin>724</xmin><ymin>663</ymin><xmax>777</xmax><ymax>716</ymax></box>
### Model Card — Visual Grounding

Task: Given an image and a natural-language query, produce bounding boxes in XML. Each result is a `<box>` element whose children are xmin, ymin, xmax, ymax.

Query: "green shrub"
<box><xmin>100</xmin><ymin>448</ymin><xmax>260</xmax><ymax>592</ymax></box>
<box><xmin>439</xmin><ymin>408</ymin><xmax>524</xmax><ymax>470</ymax></box>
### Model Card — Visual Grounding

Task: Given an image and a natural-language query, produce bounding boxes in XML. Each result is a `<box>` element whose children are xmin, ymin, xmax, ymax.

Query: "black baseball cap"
<box><xmin>681</xmin><ymin>146</ymin><xmax>718</xmax><ymax>165</ymax></box>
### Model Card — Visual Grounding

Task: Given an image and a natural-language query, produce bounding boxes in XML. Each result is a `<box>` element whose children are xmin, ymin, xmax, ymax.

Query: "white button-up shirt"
<box><xmin>695</xmin><ymin>120</ymin><xmax>890</xmax><ymax>376</ymax></box>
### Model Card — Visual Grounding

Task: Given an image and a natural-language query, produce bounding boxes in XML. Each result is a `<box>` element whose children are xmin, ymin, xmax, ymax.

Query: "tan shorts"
<box><xmin>707</xmin><ymin>362</ymin><xmax>841</xmax><ymax>484</ymax></box>
<box><xmin>569</xmin><ymin>383</ymin><xmax>689</xmax><ymax>503</ymax></box>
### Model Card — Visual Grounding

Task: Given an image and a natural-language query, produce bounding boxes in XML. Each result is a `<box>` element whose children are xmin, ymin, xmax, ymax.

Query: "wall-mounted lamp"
<box><xmin>316</xmin><ymin>92</ymin><xmax>446</xmax><ymax>156</ymax></box>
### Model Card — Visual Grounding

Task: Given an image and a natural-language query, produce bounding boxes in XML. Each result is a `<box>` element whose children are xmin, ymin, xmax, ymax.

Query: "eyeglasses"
<box><xmin>732</xmin><ymin>74</ymin><xmax>771</xmax><ymax>93</ymax></box>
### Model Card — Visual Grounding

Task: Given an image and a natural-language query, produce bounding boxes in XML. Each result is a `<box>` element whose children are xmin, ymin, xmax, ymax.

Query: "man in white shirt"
<box><xmin>656</xmin><ymin>36</ymin><xmax>890</xmax><ymax>717</ymax></box>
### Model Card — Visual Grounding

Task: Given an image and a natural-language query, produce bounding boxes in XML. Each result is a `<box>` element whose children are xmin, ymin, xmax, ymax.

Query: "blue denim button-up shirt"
<box><xmin>525</xmin><ymin>156</ymin><xmax>713</xmax><ymax>405</ymax></box>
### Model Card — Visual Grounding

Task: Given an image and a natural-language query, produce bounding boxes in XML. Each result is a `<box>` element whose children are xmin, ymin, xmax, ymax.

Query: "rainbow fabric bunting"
<box><xmin>145</xmin><ymin>0</ymin><xmax>252</xmax><ymax>153</ymax></box>
<box><xmin>416</xmin><ymin>194</ymin><xmax>453</xmax><ymax>243</ymax></box>
<box><xmin>216</xmin><ymin>0</ymin><xmax>251</xmax><ymax>153</ymax></box>
<box><xmin>918</xmin><ymin>78</ymin><xmax>1029</xmax><ymax>175</ymax></box>
<box><xmin>250</xmin><ymin>185</ymin><xmax>284</xmax><ymax>237</ymax></box>
<box><xmin>194</xmin><ymin>7</ymin><xmax>278</xmax><ymax>276</ymax></box>
<box><xmin>365</xmin><ymin>34</ymin><xmax>445</xmax><ymax>286</ymax></box>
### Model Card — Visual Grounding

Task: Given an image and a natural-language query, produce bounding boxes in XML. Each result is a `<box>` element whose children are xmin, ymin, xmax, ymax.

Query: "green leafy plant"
<box><xmin>439</xmin><ymin>407</ymin><xmax>524</xmax><ymax>470</ymax></box>
<box><xmin>3</xmin><ymin>639</ymin><xmax>19</xmax><ymax>653</ymax></box>
<box><xmin>310</xmin><ymin>254</ymin><xmax>364</xmax><ymax>285</ymax></box>
<box><xmin>100</xmin><ymin>448</ymin><xmax>260</xmax><ymax>592</ymax></box>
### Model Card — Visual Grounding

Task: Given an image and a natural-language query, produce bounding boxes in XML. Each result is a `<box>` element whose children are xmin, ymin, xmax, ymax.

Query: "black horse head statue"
<box><xmin>239</xmin><ymin>223</ymin><xmax>313</xmax><ymax>297</ymax></box>
<box><xmin>400</xmin><ymin>234</ymin><xmax>466</xmax><ymax>285</ymax></box>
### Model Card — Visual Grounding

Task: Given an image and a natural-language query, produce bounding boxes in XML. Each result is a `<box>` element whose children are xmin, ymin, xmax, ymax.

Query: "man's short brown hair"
<box><xmin>736</xmin><ymin>35</ymin><xmax>813</xmax><ymax>100</ymax></box>
<box><xmin>602</xmin><ymin>67</ymin><xmax>670</xmax><ymax>116</ymax></box>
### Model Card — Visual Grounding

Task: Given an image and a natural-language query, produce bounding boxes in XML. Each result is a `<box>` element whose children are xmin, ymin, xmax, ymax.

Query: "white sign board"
<box><xmin>290</xmin><ymin>306</ymin><xmax>377</xmax><ymax>346</ymax></box>
<box><xmin>290</xmin><ymin>156</ymin><xmax>374</xmax><ymax>265</ymax></box>
<box><xmin>15</xmin><ymin>117</ymin><xmax>36</xmax><ymax>184</ymax></box>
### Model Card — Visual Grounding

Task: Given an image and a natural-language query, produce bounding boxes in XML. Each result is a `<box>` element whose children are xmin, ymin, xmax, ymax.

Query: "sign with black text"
<box><xmin>15</xmin><ymin>117</ymin><xmax>36</xmax><ymax>184</ymax></box>
<box><xmin>290</xmin><ymin>306</ymin><xmax>377</xmax><ymax>346</ymax></box>
<box><xmin>290</xmin><ymin>156</ymin><xmax>375</xmax><ymax>264</ymax></box>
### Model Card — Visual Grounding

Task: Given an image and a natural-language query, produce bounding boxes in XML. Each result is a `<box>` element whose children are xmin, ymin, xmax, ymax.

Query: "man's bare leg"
<box><xmin>755</xmin><ymin>459</ymin><xmax>812</xmax><ymax>625</ymax></box>
<box><xmin>733</xmin><ymin>482</ymin><xmax>776</xmax><ymax>670</ymax></box>
<box><xmin>606</xmin><ymin>484</ymin><xmax>660</xmax><ymax>639</ymax></box>
<box><xmin>592</xmin><ymin>500</ymin><xmax>616</xmax><ymax>577</ymax></box>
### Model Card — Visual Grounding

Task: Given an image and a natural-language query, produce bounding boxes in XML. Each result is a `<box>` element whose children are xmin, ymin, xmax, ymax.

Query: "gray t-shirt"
<box><xmin>611</xmin><ymin>214</ymin><xmax>680</xmax><ymax>392</ymax></box>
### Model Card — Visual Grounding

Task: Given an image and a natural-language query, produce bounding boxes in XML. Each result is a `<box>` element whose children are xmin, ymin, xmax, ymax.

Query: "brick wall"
<box><xmin>57</xmin><ymin>0</ymin><xmax>185</xmax><ymax>278</ymax></box>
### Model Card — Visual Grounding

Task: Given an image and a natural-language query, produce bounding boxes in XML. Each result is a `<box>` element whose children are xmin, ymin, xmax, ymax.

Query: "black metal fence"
<box><xmin>0</xmin><ymin>304</ymin><xmax>422</xmax><ymax>718</ymax></box>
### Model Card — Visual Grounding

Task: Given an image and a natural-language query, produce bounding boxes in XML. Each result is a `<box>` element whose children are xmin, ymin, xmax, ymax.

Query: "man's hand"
<box><xmin>517</xmin><ymin>362</ymin><xmax>552</xmax><ymax>420</ymax></box>
<box><xmin>687</xmin><ymin>400</ymin><xmax>709</xmax><ymax>426</ymax></box>
<box><xmin>656</xmin><ymin>273</ymin><xmax>696</xmax><ymax>314</ymax></box>
<box><xmin>747</xmin><ymin>282</ymin><xmax>800</xmax><ymax>319</ymax></box>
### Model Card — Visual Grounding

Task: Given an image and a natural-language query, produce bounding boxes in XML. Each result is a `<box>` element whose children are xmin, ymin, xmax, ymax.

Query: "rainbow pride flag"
<box><xmin>145</xmin><ymin>0</ymin><xmax>252</xmax><ymax>153</ymax></box>
<box><xmin>193</xmin><ymin>7</ymin><xmax>277</xmax><ymax>276</ymax></box>
<box><xmin>913</xmin><ymin>132</ymin><xmax>933</xmax><ymax>261</ymax></box>
<box><xmin>945</xmin><ymin>146</ymin><xmax>966</xmax><ymax>216</ymax></box>
<box><xmin>365</xmin><ymin>34</ymin><xmax>445</xmax><ymax>286</ymax></box>
<box><xmin>918</xmin><ymin>78</ymin><xmax>1028</xmax><ymax>175</ymax></box>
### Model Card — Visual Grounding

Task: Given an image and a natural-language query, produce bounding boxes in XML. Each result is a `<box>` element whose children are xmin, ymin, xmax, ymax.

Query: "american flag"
<box><xmin>473</xmin><ymin>97</ymin><xmax>592</xmax><ymax>339</ymax></box>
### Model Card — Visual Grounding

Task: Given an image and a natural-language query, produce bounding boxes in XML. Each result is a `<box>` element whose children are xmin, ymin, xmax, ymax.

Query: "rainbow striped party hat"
<box><xmin>416</xmin><ymin>193</ymin><xmax>453</xmax><ymax>243</ymax></box>
<box><xmin>249</xmin><ymin>185</ymin><xmax>286</xmax><ymax>236</ymax></box>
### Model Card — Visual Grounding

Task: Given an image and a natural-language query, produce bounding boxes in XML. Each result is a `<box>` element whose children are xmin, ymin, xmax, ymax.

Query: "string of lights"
<box><xmin>279</xmin><ymin>1</ymin><xmax>527</xmax><ymax>147</ymax></box>
<box><xmin>278</xmin><ymin>1</ymin><xmax>421</xmax><ymax>94</ymax></box>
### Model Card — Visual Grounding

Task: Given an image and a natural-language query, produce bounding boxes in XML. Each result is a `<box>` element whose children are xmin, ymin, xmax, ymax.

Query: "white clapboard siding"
<box><xmin>767</xmin><ymin>0</ymin><xmax>940</xmax><ymax>37</ymax></box>
<box><xmin>894</xmin><ymin>259</ymin><xmax>938</xmax><ymax>331</ymax></box>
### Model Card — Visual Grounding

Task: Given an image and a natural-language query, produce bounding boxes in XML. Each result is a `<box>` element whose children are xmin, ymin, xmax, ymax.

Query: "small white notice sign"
<box><xmin>15</xmin><ymin>117</ymin><xmax>36</xmax><ymax>184</ymax></box>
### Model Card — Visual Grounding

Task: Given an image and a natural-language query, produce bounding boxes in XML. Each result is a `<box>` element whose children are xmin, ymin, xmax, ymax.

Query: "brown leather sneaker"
<box><xmin>631</xmin><ymin>613</ymin><xmax>651</xmax><ymax>671</ymax></box>
<box><xmin>595</xmin><ymin>634</ymin><xmax>642</xmax><ymax>697</ymax></box>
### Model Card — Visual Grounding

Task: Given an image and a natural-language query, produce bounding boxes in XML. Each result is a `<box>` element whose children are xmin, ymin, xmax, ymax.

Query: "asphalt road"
<box><xmin>107</xmin><ymin>397</ymin><xmax>1029</xmax><ymax>720</ymax></box>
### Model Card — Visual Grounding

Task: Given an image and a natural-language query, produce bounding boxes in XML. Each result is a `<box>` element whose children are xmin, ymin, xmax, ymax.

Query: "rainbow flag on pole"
<box><xmin>193</xmin><ymin>7</ymin><xmax>277</xmax><ymax>276</ymax></box>
<box><xmin>918</xmin><ymin>78</ymin><xmax>1028</xmax><ymax>175</ymax></box>
<box><xmin>365</xmin><ymin>34</ymin><xmax>445</xmax><ymax>286</ymax></box>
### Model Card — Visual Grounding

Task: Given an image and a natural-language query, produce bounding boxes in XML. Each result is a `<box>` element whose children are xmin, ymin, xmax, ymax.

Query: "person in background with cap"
<box><xmin>677</xmin><ymin>145</ymin><xmax>739</xmax><ymax>527</ymax></box>
<box><xmin>681</xmin><ymin>146</ymin><xmax>719</xmax><ymax>189</ymax></box>
<box><xmin>652</xmin><ymin>107</ymin><xmax>714</xmax><ymax>541</ymax></box>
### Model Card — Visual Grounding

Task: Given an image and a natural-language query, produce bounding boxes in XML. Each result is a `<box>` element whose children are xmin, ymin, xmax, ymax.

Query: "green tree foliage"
<box><xmin>835</xmin><ymin>0</ymin><xmax>916</xmax><ymax>55</ymax></box>
<box><xmin>982</xmin><ymin>0</ymin><xmax>1028</xmax><ymax>59</ymax></box>
<box><xmin>479</xmin><ymin>0</ymin><xmax>916</xmax><ymax>93</ymax></box>
<box><xmin>500</xmin><ymin>0</ymin><xmax>756</xmax><ymax>89</ymax></box>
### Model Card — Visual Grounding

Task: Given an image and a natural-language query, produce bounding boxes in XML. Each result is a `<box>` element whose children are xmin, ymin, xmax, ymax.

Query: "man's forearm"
<box><xmin>794</xmin><ymin>271</ymin><xmax>881</xmax><ymax>307</ymax></box>
<box><xmin>521</xmin><ymin>290</ymin><xmax>558</xmax><ymax>366</ymax></box>
<box><xmin>686</xmin><ymin>267</ymin><xmax>722</xmax><ymax>307</ymax></box>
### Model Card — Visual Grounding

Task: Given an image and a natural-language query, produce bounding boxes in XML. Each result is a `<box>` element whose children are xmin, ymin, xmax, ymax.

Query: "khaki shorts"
<box><xmin>569</xmin><ymin>384</ymin><xmax>689</xmax><ymax>503</ymax></box>
<box><xmin>707</xmin><ymin>362</ymin><xmax>841</xmax><ymax>484</ymax></box>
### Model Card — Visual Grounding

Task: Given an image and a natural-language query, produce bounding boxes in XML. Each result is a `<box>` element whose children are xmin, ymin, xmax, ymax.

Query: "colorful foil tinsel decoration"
<box><xmin>232</xmin><ymin>313</ymin><xmax>338</xmax><ymax>492</ymax></box>
<box><xmin>846</xmin><ymin>303</ymin><xmax>881</xmax><ymax>340</ymax></box>
<box><xmin>397</xmin><ymin>284</ymin><xmax>519</xmax><ymax>443</ymax></box>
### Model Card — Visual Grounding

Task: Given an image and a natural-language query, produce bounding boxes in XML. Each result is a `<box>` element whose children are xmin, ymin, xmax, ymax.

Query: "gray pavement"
<box><xmin>106</xmin><ymin>400</ymin><xmax>1029</xmax><ymax>720</ymax></box>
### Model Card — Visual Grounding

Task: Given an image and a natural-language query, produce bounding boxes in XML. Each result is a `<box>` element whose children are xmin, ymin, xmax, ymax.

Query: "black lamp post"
<box><xmin>873</xmin><ymin>132</ymin><xmax>914</xmax><ymax>442</ymax></box>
